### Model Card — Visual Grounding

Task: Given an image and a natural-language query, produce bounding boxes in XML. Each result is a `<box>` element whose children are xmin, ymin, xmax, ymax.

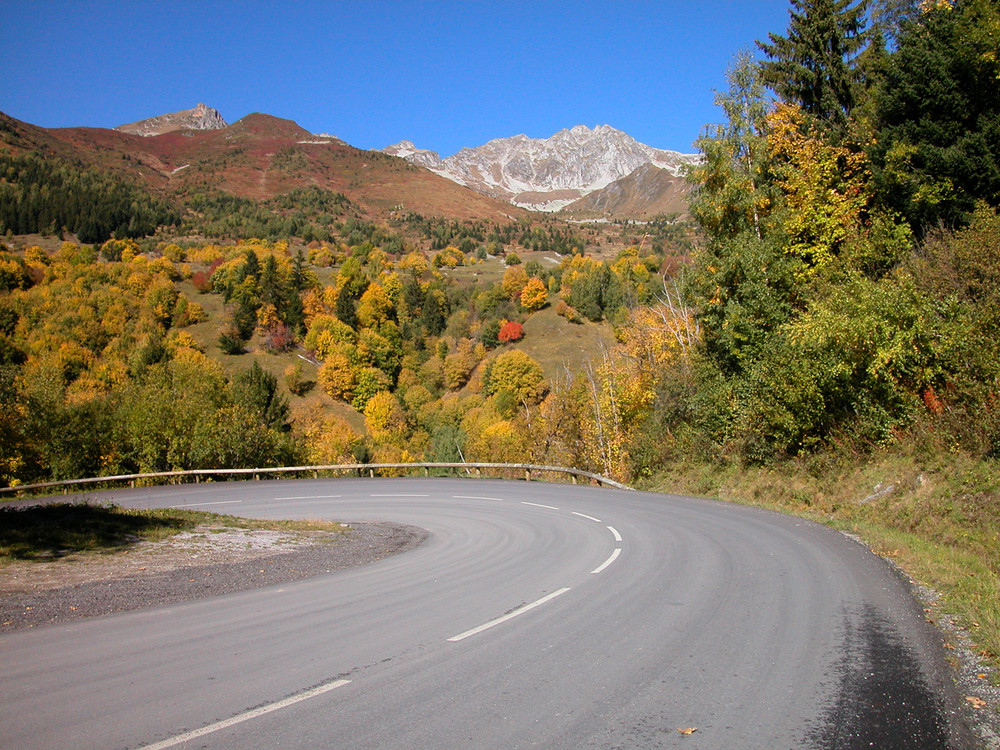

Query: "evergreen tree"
<box><xmin>870</xmin><ymin>0</ymin><xmax>1000</xmax><ymax>232</ymax></box>
<box><xmin>230</xmin><ymin>361</ymin><xmax>290</xmax><ymax>432</ymax></box>
<box><xmin>758</xmin><ymin>0</ymin><xmax>869</xmax><ymax>132</ymax></box>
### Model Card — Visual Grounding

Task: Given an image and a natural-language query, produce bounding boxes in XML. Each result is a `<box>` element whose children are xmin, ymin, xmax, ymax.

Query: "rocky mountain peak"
<box><xmin>115</xmin><ymin>103</ymin><xmax>228</xmax><ymax>137</ymax></box>
<box><xmin>382</xmin><ymin>124</ymin><xmax>699</xmax><ymax>212</ymax></box>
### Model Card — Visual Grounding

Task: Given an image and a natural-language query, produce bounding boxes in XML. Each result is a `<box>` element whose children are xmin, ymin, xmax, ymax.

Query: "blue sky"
<box><xmin>1</xmin><ymin>1</ymin><xmax>792</xmax><ymax>156</ymax></box>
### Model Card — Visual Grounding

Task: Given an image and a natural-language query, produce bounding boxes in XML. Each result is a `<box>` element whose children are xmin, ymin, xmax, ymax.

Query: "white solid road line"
<box><xmin>572</xmin><ymin>511</ymin><xmax>603</xmax><ymax>523</ymax></box>
<box><xmin>591</xmin><ymin>548</ymin><xmax>622</xmax><ymax>575</ymax></box>
<box><xmin>138</xmin><ymin>679</ymin><xmax>351</xmax><ymax>750</ymax></box>
<box><xmin>522</xmin><ymin>501</ymin><xmax>559</xmax><ymax>510</ymax></box>
<box><xmin>369</xmin><ymin>493</ymin><xmax>430</xmax><ymax>498</ymax></box>
<box><xmin>452</xmin><ymin>495</ymin><xmax>504</xmax><ymax>501</ymax></box>
<box><xmin>447</xmin><ymin>588</ymin><xmax>572</xmax><ymax>642</ymax></box>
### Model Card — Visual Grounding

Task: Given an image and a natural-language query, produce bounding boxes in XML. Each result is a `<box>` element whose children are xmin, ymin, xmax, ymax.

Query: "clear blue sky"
<box><xmin>1</xmin><ymin>0</ymin><xmax>793</xmax><ymax>156</ymax></box>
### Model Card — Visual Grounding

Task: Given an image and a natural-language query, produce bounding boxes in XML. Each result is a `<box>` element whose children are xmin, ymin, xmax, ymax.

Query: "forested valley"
<box><xmin>1</xmin><ymin>0</ymin><xmax>999</xmax><ymax>660</ymax></box>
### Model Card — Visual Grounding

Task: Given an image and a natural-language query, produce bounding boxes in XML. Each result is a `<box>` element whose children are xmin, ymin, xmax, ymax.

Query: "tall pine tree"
<box><xmin>871</xmin><ymin>0</ymin><xmax>1000</xmax><ymax>232</ymax></box>
<box><xmin>758</xmin><ymin>0</ymin><xmax>869</xmax><ymax>132</ymax></box>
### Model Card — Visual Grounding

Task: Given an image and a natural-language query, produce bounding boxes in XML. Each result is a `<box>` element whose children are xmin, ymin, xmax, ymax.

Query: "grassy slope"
<box><xmin>176</xmin><ymin>279</ymin><xmax>367</xmax><ymax>434</ymax></box>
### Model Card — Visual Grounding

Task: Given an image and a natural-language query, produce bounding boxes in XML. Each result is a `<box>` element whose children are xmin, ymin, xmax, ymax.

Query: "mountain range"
<box><xmin>383</xmin><ymin>124</ymin><xmax>699</xmax><ymax>216</ymax></box>
<box><xmin>1</xmin><ymin>104</ymin><xmax>697</xmax><ymax>222</ymax></box>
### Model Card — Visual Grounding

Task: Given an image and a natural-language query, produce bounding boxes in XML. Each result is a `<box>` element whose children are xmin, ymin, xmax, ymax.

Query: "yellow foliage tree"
<box><xmin>364</xmin><ymin>390</ymin><xmax>408</xmax><ymax>446</ymax></box>
<box><xmin>398</xmin><ymin>250</ymin><xmax>430</xmax><ymax>275</ymax></box>
<box><xmin>766</xmin><ymin>103</ymin><xmax>870</xmax><ymax>273</ymax></box>
<box><xmin>501</xmin><ymin>265</ymin><xmax>529</xmax><ymax>300</ymax></box>
<box><xmin>317</xmin><ymin>349</ymin><xmax>356</xmax><ymax>401</ymax></box>
<box><xmin>484</xmin><ymin>349</ymin><xmax>547</xmax><ymax>405</ymax></box>
<box><xmin>520</xmin><ymin>277</ymin><xmax>548</xmax><ymax>311</ymax></box>
<box><xmin>443</xmin><ymin>338</ymin><xmax>482</xmax><ymax>390</ymax></box>
<box><xmin>356</xmin><ymin>282</ymin><xmax>392</xmax><ymax>328</ymax></box>
<box><xmin>300</xmin><ymin>409</ymin><xmax>360</xmax><ymax>465</ymax></box>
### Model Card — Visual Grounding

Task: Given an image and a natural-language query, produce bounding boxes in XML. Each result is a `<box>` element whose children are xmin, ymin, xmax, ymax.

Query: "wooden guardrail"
<box><xmin>0</xmin><ymin>462</ymin><xmax>634</xmax><ymax>497</ymax></box>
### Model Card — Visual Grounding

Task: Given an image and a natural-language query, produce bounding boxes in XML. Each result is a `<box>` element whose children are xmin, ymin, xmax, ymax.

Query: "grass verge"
<box><xmin>0</xmin><ymin>503</ymin><xmax>346</xmax><ymax>563</ymax></box>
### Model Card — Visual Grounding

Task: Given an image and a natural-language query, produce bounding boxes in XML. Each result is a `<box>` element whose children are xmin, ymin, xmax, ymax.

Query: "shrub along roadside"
<box><xmin>643</xmin><ymin>447</ymin><xmax>1000</xmax><ymax>675</ymax></box>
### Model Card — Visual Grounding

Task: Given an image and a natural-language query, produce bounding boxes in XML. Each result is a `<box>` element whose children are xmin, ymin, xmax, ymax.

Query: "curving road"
<box><xmin>0</xmin><ymin>479</ymin><xmax>974</xmax><ymax>749</ymax></box>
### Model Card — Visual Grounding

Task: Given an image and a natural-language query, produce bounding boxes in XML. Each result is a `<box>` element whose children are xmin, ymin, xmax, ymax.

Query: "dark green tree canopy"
<box><xmin>758</xmin><ymin>0</ymin><xmax>869</xmax><ymax>131</ymax></box>
<box><xmin>871</xmin><ymin>0</ymin><xmax>1000</xmax><ymax>232</ymax></box>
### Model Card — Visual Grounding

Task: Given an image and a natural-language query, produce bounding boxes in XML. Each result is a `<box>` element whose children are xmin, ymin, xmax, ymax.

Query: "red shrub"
<box><xmin>498</xmin><ymin>320</ymin><xmax>524</xmax><ymax>343</ymax></box>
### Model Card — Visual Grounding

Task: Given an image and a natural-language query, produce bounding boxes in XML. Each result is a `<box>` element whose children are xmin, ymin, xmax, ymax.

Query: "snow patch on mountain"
<box><xmin>383</xmin><ymin>125</ymin><xmax>698</xmax><ymax>212</ymax></box>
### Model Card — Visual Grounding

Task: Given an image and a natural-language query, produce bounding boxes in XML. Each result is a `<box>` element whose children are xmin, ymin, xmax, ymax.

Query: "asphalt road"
<box><xmin>0</xmin><ymin>478</ymin><xmax>975</xmax><ymax>749</ymax></box>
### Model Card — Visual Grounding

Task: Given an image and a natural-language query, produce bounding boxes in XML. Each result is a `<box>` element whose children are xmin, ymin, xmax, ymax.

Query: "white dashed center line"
<box><xmin>168</xmin><ymin>500</ymin><xmax>242</xmax><ymax>507</ymax></box>
<box><xmin>139</xmin><ymin>679</ymin><xmax>351</xmax><ymax>750</ymax></box>
<box><xmin>448</xmin><ymin>588</ymin><xmax>572</xmax><ymax>642</ymax></box>
<box><xmin>273</xmin><ymin>495</ymin><xmax>342</xmax><ymax>500</ymax></box>
<box><xmin>592</xmin><ymin>548</ymin><xmax>622</xmax><ymax>575</ymax></box>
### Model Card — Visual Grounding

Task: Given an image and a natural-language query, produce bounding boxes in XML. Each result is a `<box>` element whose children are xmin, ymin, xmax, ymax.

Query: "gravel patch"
<box><xmin>0</xmin><ymin>521</ymin><xmax>426</xmax><ymax>632</ymax></box>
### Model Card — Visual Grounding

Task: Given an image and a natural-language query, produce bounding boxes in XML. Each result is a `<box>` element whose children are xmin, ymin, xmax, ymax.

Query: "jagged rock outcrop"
<box><xmin>384</xmin><ymin>125</ymin><xmax>699</xmax><ymax>213</ymax></box>
<box><xmin>115</xmin><ymin>103</ymin><xmax>228</xmax><ymax>137</ymax></box>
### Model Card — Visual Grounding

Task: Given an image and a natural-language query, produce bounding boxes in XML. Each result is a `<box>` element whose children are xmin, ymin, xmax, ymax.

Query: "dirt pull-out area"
<box><xmin>0</xmin><ymin>521</ymin><xmax>426</xmax><ymax>632</ymax></box>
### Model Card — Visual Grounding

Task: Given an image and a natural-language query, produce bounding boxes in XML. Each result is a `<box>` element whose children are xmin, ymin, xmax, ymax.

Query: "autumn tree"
<box><xmin>364</xmin><ymin>390</ymin><xmax>408</xmax><ymax>446</ymax></box>
<box><xmin>687</xmin><ymin>52</ymin><xmax>797</xmax><ymax>377</ymax></box>
<box><xmin>497</xmin><ymin>320</ymin><xmax>524</xmax><ymax>343</ymax></box>
<box><xmin>519</xmin><ymin>277</ymin><xmax>548</xmax><ymax>311</ymax></box>
<box><xmin>483</xmin><ymin>350</ymin><xmax>548</xmax><ymax>406</ymax></box>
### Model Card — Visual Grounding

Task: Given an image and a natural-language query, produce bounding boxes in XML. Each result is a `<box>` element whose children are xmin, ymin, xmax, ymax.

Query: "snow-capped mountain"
<box><xmin>383</xmin><ymin>125</ymin><xmax>699</xmax><ymax>212</ymax></box>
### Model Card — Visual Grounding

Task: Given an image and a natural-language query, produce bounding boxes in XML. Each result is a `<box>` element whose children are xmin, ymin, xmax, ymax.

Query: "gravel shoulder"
<box><xmin>0</xmin><ymin>521</ymin><xmax>426</xmax><ymax>632</ymax></box>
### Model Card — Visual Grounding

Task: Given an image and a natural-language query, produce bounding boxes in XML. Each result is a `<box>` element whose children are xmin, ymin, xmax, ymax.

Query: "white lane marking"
<box><xmin>453</xmin><ymin>495</ymin><xmax>504</xmax><ymax>502</ymax></box>
<box><xmin>139</xmin><ymin>679</ymin><xmax>351</xmax><ymax>750</ymax></box>
<box><xmin>447</xmin><ymin>588</ymin><xmax>572</xmax><ymax>642</ymax></box>
<box><xmin>369</xmin><ymin>494</ymin><xmax>429</xmax><ymax>498</ymax></box>
<box><xmin>168</xmin><ymin>500</ymin><xmax>242</xmax><ymax>508</ymax></box>
<box><xmin>592</xmin><ymin>548</ymin><xmax>622</xmax><ymax>575</ymax></box>
<box><xmin>273</xmin><ymin>495</ymin><xmax>342</xmax><ymax>500</ymax></box>
<box><xmin>607</xmin><ymin>525</ymin><xmax>623</xmax><ymax>542</ymax></box>
<box><xmin>572</xmin><ymin>511</ymin><xmax>602</xmax><ymax>523</ymax></box>
<box><xmin>522</xmin><ymin>502</ymin><xmax>559</xmax><ymax>510</ymax></box>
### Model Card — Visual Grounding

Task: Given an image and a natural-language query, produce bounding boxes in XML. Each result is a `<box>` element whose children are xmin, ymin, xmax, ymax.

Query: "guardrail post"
<box><xmin>369</xmin><ymin>468</ymin><xmax>374</xmax><ymax>478</ymax></box>
<box><xmin>313</xmin><ymin>470</ymin><xmax>318</xmax><ymax>479</ymax></box>
<box><xmin>525</xmin><ymin>468</ymin><xmax>531</xmax><ymax>482</ymax></box>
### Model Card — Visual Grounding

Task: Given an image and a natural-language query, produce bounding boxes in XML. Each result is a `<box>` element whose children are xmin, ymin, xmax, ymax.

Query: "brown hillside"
<box><xmin>0</xmin><ymin>111</ymin><xmax>523</xmax><ymax>222</ymax></box>
<box><xmin>562</xmin><ymin>163</ymin><xmax>692</xmax><ymax>219</ymax></box>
